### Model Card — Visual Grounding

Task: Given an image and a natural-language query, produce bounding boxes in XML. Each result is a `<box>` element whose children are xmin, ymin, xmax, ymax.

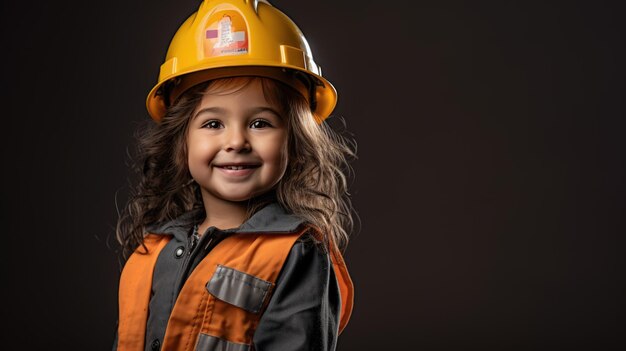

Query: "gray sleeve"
<box><xmin>252</xmin><ymin>237</ymin><xmax>341</xmax><ymax>351</ymax></box>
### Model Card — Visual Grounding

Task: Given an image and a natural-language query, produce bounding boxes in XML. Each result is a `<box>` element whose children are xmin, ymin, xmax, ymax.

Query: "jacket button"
<box><xmin>175</xmin><ymin>246</ymin><xmax>185</xmax><ymax>258</ymax></box>
<box><xmin>151</xmin><ymin>338</ymin><xmax>160</xmax><ymax>350</ymax></box>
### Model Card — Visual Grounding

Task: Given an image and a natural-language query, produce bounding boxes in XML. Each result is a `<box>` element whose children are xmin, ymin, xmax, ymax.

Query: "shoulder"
<box><xmin>292</xmin><ymin>228</ymin><xmax>329</xmax><ymax>255</ymax></box>
<box><xmin>277</xmin><ymin>229</ymin><xmax>334</xmax><ymax>287</ymax></box>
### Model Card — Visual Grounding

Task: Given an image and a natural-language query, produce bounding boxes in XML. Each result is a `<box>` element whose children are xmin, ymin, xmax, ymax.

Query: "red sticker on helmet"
<box><xmin>203</xmin><ymin>11</ymin><xmax>249</xmax><ymax>57</ymax></box>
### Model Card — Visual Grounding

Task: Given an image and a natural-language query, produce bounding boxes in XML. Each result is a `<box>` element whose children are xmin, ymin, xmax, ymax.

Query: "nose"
<box><xmin>223</xmin><ymin>126</ymin><xmax>251</xmax><ymax>152</ymax></box>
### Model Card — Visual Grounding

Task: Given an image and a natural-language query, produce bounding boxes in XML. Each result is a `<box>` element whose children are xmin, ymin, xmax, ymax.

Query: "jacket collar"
<box><xmin>146</xmin><ymin>203</ymin><xmax>305</xmax><ymax>242</ymax></box>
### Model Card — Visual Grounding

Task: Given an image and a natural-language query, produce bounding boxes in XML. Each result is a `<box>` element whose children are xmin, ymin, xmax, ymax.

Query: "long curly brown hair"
<box><xmin>116</xmin><ymin>76</ymin><xmax>356</xmax><ymax>258</ymax></box>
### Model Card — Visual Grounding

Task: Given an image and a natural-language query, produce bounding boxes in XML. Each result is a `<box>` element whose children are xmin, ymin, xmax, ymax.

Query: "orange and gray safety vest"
<box><xmin>116</xmin><ymin>206</ymin><xmax>353</xmax><ymax>351</ymax></box>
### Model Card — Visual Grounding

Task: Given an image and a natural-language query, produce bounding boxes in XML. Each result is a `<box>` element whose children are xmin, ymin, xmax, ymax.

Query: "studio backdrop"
<box><xmin>1</xmin><ymin>0</ymin><xmax>624</xmax><ymax>349</ymax></box>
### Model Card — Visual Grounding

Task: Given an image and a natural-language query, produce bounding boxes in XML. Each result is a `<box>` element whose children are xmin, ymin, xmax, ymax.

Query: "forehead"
<box><xmin>204</xmin><ymin>76</ymin><xmax>258</xmax><ymax>94</ymax></box>
<box><xmin>197</xmin><ymin>79</ymin><xmax>267</xmax><ymax>109</ymax></box>
<box><xmin>201</xmin><ymin>77</ymin><xmax>286</xmax><ymax>109</ymax></box>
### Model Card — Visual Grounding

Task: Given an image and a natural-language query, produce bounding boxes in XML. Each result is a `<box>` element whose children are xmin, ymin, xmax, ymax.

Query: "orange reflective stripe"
<box><xmin>330</xmin><ymin>245</ymin><xmax>354</xmax><ymax>334</ymax></box>
<box><xmin>161</xmin><ymin>229</ymin><xmax>305</xmax><ymax>350</ymax></box>
<box><xmin>117</xmin><ymin>234</ymin><xmax>172</xmax><ymax>351</ymax></box>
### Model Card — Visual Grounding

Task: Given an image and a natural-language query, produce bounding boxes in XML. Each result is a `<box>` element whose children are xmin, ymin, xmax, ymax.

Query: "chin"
<box><xmin>217</xmin><ymin>191</ymin><xmax>256</xmax><ymax>203</ymax></box>
<box><xmin>226</xmin><ymin>196</ymin><xmax>254</xmax><ymax>203</ymax></box>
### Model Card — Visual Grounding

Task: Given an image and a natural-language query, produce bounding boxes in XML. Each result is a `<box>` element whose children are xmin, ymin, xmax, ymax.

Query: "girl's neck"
<box><xmin>198</xmin><ymin>195</ymin><xmax>248</xmax><ymax>235</ymax></box>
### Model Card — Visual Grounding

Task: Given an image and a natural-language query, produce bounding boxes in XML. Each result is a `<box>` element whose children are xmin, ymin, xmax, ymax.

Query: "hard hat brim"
<box><xmin>146</xmin><ymin>64</ymin><xmax>337</xmax><ymax>123</ymax></box>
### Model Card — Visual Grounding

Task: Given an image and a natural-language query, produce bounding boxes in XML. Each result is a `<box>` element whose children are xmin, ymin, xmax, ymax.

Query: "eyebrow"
<box><xmin>248</xmin><ymin>106</ymin><xmax>282</xmax><ymax>118</ymax></box>
<box><xmin>193</xmin><ymin>106</ymin><xmax>282</xmax><ymax>120</ymax></box>
<box><xmin>193</xmin><ymin>107</ymin><xmax>226</xmax><ymax>120</ymax></box>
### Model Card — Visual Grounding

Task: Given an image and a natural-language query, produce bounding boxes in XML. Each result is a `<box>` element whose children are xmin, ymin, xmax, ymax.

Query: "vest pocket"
<box><xmin>206</xmin><ymin>264</ymin><xmax>272</xmax><ymax>313</ymax></box>
<box><xmin>196</xmin><ymin>333</ymin><xmax>250</xmax><ymax>351</ymax></box>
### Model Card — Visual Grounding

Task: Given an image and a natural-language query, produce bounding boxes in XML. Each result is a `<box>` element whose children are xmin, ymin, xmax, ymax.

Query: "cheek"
<box><xmin>189</xmin><ymin>135</ymin><xmax>211</xmax><ymax>155</ymax></box>
<box><xmin>187</xmin><ymin>134</ymin><xmax>219</xmax><ymax>169</ymax></box>
<box><xmin>257</xmin><ymin>135</ymin><xmax>289</xmax><ymax>175</ymax></box>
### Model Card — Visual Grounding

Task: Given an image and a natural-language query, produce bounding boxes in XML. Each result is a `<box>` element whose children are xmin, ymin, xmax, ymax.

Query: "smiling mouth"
<box><xmin>219</xmin><ymin>165</ymin><xmax>257</xmax><ymax>170</ymax></box>
<box><xmin>214</xmin><ymin>164</ymin><xmax>261</xmax><ymax>170</ymax></box>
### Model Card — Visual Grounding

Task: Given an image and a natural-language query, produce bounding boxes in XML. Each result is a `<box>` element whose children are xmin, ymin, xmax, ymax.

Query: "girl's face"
<box><xmin>186</xmin><ymin>79</ymin><xmax>289</xmax><ymax>206</ymax></box>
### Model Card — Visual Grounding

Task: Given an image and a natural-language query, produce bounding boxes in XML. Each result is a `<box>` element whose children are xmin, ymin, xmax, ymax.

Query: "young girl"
<box><xmin>114</xmin><ymin>1</ymin><xmax>356</xmax><ymax>350</ymax></box>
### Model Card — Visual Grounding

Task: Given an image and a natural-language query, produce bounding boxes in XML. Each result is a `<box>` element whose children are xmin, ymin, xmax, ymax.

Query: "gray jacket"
<box><xmin>113</xmin><ymin>203</ymin><xmax>341</xmax><ymax>351</ymax></box>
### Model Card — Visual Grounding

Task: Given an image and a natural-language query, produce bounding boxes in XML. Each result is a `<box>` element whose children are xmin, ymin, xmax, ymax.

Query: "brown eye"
<box><xmin>250</xmin><ymin>119</ymin><xmax>271</xmax><ymax>129</ymax></box>
<box><xmin>203</xmin><ymin>120</ymin><xmax>222</xmax><ymax>129</ymax></box>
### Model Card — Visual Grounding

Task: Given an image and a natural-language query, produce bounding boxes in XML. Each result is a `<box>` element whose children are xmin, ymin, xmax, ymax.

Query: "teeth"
<box><xmin>225</xmin><ymin>166</ymin><xmax>244</xmax><ymax>170</ymax></box>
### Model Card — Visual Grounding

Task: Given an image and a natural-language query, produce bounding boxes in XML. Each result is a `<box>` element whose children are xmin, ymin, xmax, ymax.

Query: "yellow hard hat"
<box><xmin>146</xmin><ymin>0</ymin><xmax>337</xmax><ymax>123</ymax></box>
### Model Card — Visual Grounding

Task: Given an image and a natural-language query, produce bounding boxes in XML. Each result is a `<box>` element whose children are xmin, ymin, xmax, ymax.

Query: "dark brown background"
<box><xmin>1</xmin><ymin>0</ymin><xmax>624</xmax><ymax>349</ymax></box>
